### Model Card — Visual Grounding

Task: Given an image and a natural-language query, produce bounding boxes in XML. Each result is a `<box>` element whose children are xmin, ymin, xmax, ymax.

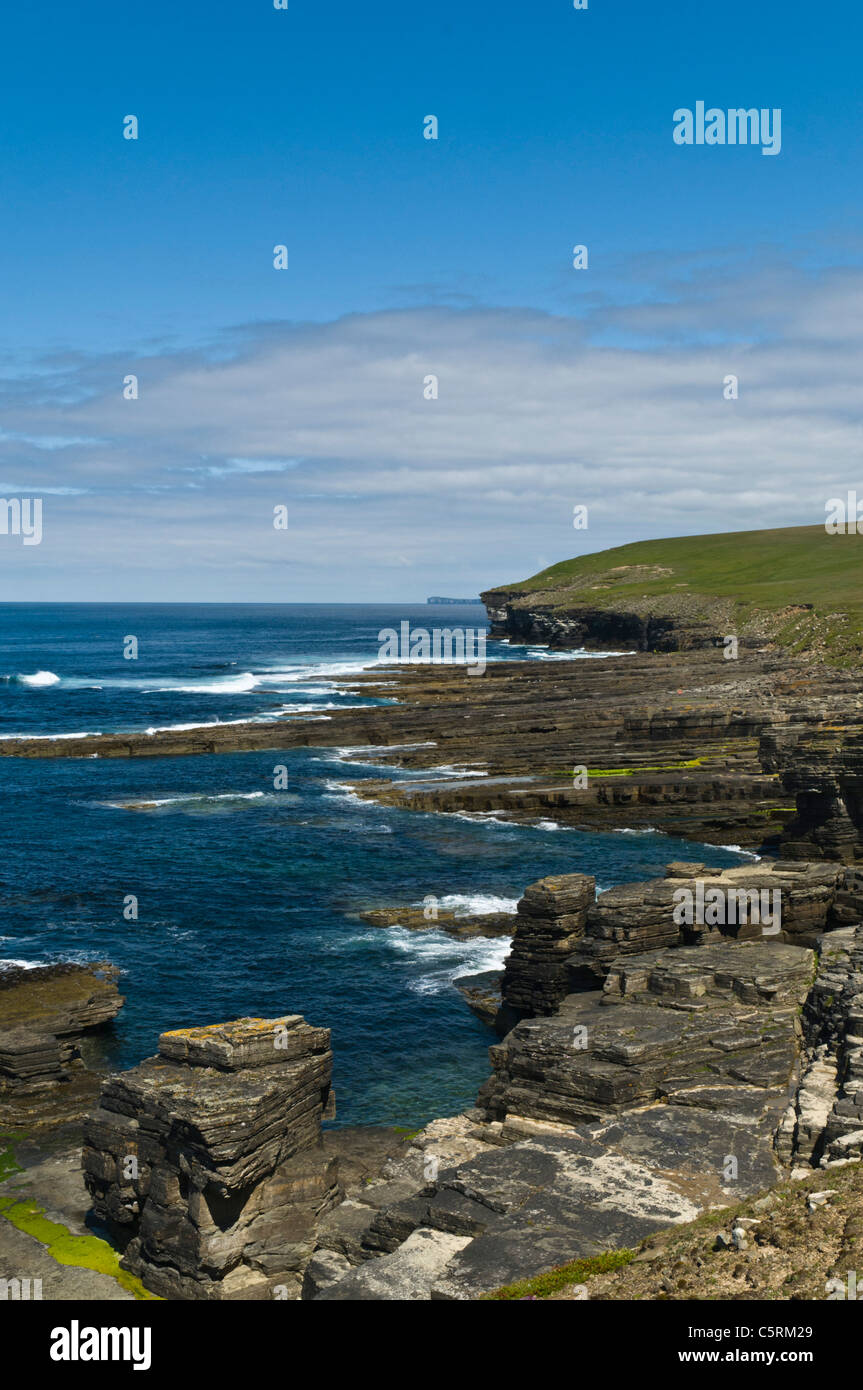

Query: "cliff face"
<box><xmin>762</xmin><ymin>718</ymin><xmax>863</xmax><ymax>863</ymax></box>
<box><xmin>481</xmin><ymin>525</ymin><xmax>863</xmax><ymax>662</ymax></box>
<box><xmin>481</xmin><ymin>587</ymin><xmax>725</xmax><ymax>652</ymax></box>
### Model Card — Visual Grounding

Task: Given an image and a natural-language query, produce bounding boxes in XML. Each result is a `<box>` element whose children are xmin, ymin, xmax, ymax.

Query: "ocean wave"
<box><xmin>100</xmin><ymin>791</ymin><xmax>269</xmax><ymax>811</ymax></box>
<box><xmin>143</xmin><ymin>717</ymin><xmax>257</xmax><ymax>734</ymax></box>
<box><xmin>0</xmin><ymin>950</ymin><xmax>122</xmax><ymax>972</ymax></box>
<box><xmin>381</xmin><ymin>926</ymin><xmax>511</xmax><ymax>995</ymax></box>
<box><xmin>423</xmin><ymin>764</ymin><xmax>489</xmax><ymax>778</ymax></box>
<box><xmin>704</xmin><ymin>842</ymin><xmax>762</xmax><ymax>860</ymax></box>
<box><xmin>322</xmin><ymin>779</ymin><xmax>368</xmax><ymax>806</ymax></box>
<box><xmin>432</xmin><ymin>893</ymin><xmax>519</xmax><ymax>916</ymax></box>
<box><xmin>6</xmin><ymin>670</ymin><xmax>61</xmax><ymax>687</ymax></box>
<box><xmin>147</xmin><ymin>672</ymin><xmax>259</xmax><ymax>695</ymax></box>
<box><xmin>1</xmin><ymin>729</ymin><xmax>104</xmax><ymax>740</ymax></box>
<box><xmin>491</xmin><ymin>641</ymin><xmax>635</xmax><ymax>661</ymax></box>
<box><xmin>272</xmin><ymin>701</ymin><xmax>365</xmax><ymax>714</ymax></box>
<box><xmin>255</xmin><ymin>658</ymin><xmax>389</xmax><ymax>682</ymax></box>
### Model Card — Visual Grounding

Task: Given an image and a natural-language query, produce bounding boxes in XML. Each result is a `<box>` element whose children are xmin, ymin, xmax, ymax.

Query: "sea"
<box><xmin>0</xmin><ymin>603</ymin><xmax>754</xmax><ymax>1128</ymax></box>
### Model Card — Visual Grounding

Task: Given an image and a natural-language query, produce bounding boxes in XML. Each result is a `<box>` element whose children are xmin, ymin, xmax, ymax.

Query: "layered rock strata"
<box><xmin>481</xmin><ymin>587</ymin><xmax>730</xmax><ymax>652</ymax></box>
<box><xmin>82</xmin><ymin>1016</ymin><xmax>338</xmax><ymax>1300</ymax></box>
<box><xmin>2</xmin><ymin>648</ymin><xmax>862</xmax><ymax>859</ymax></box>
<box><xmin>308</xmin><ymin>865</ymin><xmax>863</xmax><ymax>1300</ymax></box>
<box><xmin>481</xmin><ymin>939</ymin><xmax>812</xmax><ymax>1132</ymax></box>
<box><xmin>76</xmin><ymin>868</ymin><xmax>863</xmax><ymax>1302</ymax></box>
<box><xmin>497</xmin><ymin>860</ymin><xmax>844</xmax><ymax>1027</ymax></box>
<box><xmin>762</xmin><ymin>719</ymin><xmax>863</xmax><ymax>862</ymax></box>
<box><xmin>0</xmin><ymin>962</ymin><xmax>124</xmax><ymax>1128</ymax></box>
<box><xmin>306</xmin><ymin>937</ymin><xmax>816</xmax><ymax>1300</ymax></box>
<box><xmin>786</xmin><ymin>923</ymin><xmax>863</xmax><ymax>1166</ymax></box>
<box><xmin>497</xmin><ymin>874</ymin><xmax>595</xmax><ymax>1027</ymax></box>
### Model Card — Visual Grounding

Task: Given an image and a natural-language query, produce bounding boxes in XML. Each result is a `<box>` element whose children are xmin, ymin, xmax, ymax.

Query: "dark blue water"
<box><xmin>0</xmin><ymin>602</ymin><xmax>565</xmax><ymax>738</ymax></box>
<box><xmin>0</xmin><ymin>605</ymin><xmax>752</xmax><ymax>1127</ymax></box>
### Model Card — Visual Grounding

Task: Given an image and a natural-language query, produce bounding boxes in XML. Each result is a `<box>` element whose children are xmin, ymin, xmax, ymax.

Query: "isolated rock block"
<box><xmin>83</xmin><ymin>1015</ymin><xmax>339</xmax><ymax>1300</ymax></box>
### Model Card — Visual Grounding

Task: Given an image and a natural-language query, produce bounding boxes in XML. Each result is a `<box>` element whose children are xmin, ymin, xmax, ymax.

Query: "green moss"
<box><xmin>0</xmin><ymin>1133</ymin><xmax>25</xmax><ymax>1185</ymax></box>
<box><xmin>0</xmin><ymin>1195</ymin><xmax>159</xmax><ymax>1300</ymax></box>
<box><xmin>548</xmin><ymin>758</ymin><xmax>711</xmax><ymax>781</ymax></box>
<box><xmin>587</xmin><ymin>759</ymin><xmax>706</xmax><ymax>777</ymax></box>
<box><xmin>481</xmin><ymin>1247</ymin><xmax>636</xmax><ymax>1300</ymax></box>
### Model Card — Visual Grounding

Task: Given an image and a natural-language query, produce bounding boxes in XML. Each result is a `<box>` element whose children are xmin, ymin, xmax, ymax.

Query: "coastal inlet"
<box><xmin>0</xmin><ymin>602</ymin><xmax>754</xmax><ymax>1129</ymax></box>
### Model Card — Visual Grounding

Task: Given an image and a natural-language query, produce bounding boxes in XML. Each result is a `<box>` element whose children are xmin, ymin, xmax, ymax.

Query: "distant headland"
<box><xmin>426</xmin><ymin>596</ymin><xmax>482</xmax><ymax>605</ymax></box>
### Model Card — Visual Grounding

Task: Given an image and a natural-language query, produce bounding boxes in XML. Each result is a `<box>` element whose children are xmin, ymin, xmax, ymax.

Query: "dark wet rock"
<box><xmin>762</xmin><ymin>720</ymin><xmax>863</xmax><ymax>862</ymax></box>
<box><xmin>359</xmin><ymin>906</ymin><xmax>514</xmax><ymax>938</ymax></box>
<box><xmin>453</xmin><ymin>971</ymin><xmax>501</xmax><ymax>1027</ymax></box>
<box><xmin>565</xmin><ymin>860</ymin><xmax>843</xmax><ymax>991</ymax></box>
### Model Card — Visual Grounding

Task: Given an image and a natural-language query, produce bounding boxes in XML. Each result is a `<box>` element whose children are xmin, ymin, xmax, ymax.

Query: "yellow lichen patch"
<box><xmin>0</xmin><ymin>1196</ymin><xmax>160</xmax><ymax>1300</ymax></box>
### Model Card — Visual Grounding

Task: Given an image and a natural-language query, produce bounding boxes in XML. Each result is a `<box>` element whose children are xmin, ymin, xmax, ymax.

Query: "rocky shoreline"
<box><xmin>3</xmin><ymin>645</ymin><xmax>860</xmax><ymax>860</ymax></box>
<box><xmin>4</xmin><ymin>626</ymin><xmax>863</xmax><ymax>1299</ymax></box>
<box><xmin>5</xmin><ymin>850</ymin><xmax>863</xmax><ymax>1300</ymax></box>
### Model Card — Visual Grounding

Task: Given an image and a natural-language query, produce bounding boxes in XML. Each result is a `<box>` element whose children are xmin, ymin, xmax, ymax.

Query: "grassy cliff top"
<box><xmin>483</xmin><ymin>525</ymin><xmax>863</xmax><ymax>663</ymax></box>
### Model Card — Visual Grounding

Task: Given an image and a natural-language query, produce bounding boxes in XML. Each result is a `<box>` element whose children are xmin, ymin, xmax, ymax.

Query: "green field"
<box><xmin>485</xmin><ymin>525</ymin><xmax>863</xmax><ymax>664</ymax></box>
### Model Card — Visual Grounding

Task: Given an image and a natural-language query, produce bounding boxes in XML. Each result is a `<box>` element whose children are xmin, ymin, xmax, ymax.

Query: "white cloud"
<box><xmin>1</xmin><ymin>256</ymin><xmax>861</xmax><ymax>599</ymax></box>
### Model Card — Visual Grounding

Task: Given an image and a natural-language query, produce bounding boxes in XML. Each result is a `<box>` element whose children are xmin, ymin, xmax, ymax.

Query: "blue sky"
<box><xmin>1</xmin><ymin>0</ymin><xmax>862</xmax><ymax>600</ymax></box>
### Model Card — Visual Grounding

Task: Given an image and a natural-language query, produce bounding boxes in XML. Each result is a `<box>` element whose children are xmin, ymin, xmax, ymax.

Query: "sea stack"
<box><xmin>82</xmin><ymin>1015</ymin><xmax>339</xmax><ymax>1300</ymax></box>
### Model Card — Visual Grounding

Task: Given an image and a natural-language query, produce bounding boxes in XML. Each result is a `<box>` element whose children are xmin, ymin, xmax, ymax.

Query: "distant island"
<box><xmin>427</xmin><ymin>596</ymin><xmax>482</xmax><ymax>605</ymax></box>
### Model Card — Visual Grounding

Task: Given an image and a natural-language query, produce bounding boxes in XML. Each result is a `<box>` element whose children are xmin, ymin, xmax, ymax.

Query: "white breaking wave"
<box><xmin>491</xmin><ymin>641</ymin><xmax>635</xmax><ymax>660</ymax></box>
<box><xmin>704</xmin><ymin>842</ymin><xmax>762</xmax><ymax>861</ymax></box>
<box><xmin>323</xmin><ymin>779</ymin><xmax>369</xmax><ymax>805</ymax></box>
<box><xmin>148</xmin><ymin>672</ymin><xmax>259</xmax><ymax>695</ymax></box>
<box><xmin>432</xmin><ymin>893</ymin><xmax>519</xmax><ymax>915</ymax></box>
<box><xmin>101</xmin><ymin>791</ymin><xmax>268</xmax><ymax>811</ymax></box>
<box><xmin>255</xmin><ymin>658</ymin><xmax>391</xmax><ymax>682</ymax></box>
<box><xmin>13</xmin><ymin>670</ymin><xmax>60</xmax><ymax>687</ymax></box>
<box><xmin>1</xmin><ymin>730</ymin><xmax>104</xmax><ymax>740</ymax></box>
<box><xmin>380</xmin><ymin>926</ymin><xmax>511</xmax><ymax>995</ymax></box>
<box><xmin>272</xmin><ymin>701</ymin><xmax>365</xmax><ymax>714</ymax></box>
<box><xmin>143</xmin><ymin>717</ymin><xmax>258</xmax><ymax>734</ymax></box>
<box><xmin>422</xmin><ymin>764</ymin><xmax>489</xmax><ymax>778</ymax></box>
